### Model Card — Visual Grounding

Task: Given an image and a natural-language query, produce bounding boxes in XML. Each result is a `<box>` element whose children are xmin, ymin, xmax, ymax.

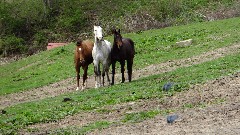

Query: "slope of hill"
<box><xmin>0</xmin><ymin>17</ymin><xmax>240</xmax><ymax>95</ymax></box>
<box><xmin>0</xmin><ymin>17</ymin><xmax>240</xmax><ymax>134</ymax></box>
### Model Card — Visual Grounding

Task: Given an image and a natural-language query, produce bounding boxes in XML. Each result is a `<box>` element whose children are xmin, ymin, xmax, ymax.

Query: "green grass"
<box><xmin>122</xmin><ymin>110</ymin><xmax>160</xmax><ymax>123</ymax></box>
<box><xmin>0</xmin><ymin>17</ymin><xmax>240</xmax><ymax>95</ymax></box>
<box><xmin>0</xmin><ymin>17</ymin><xmax>240</xmax><ymax>134</ymax></box>
<box><xmin>0</xmin><ymin>45</ymin><xmax>76</xmax><ymax>95</ymax></box>
<box><xmin>130</xmin><ymin>17</ymin><xmax>240</xmax><ymax>68</ymax></box>
<box><xmin>1</xmin><ymin>51</ymin><xmax>239</xmax><ymax>134</ymax></box>
<box><xmin>50</xmin><ymin>121</ymin><xmax>111</xmax><ymax>135</ymax></box>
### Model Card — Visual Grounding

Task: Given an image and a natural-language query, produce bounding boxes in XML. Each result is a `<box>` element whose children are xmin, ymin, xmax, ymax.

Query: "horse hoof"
<box><xmin>81</xmin><ymin>86</ymin><xmax>85</xmax><ymax>90</ymax></box>
<box><xmin>76</xmin><ymin>87</ymin><xmax>80</xmax><ymax>91</ymax></box>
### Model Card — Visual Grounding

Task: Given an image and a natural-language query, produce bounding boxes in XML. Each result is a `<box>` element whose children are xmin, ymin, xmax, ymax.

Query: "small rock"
<box><xmin>1</xmin><ymin>110</ymin><xmax>7</xmax><ymax>114</ymax></box>
<box><xmin>167</xmin><ymin>114</ymin><xmax>179</xmax><ymax>123</ymax></box>
<box><xmin>162</xmin><ymin>82</ymin><xmax>174</xmax><ymax>91</ymax></box>
<box><xmin>62</xmin><ymin>97</ymin><xmax>72</xmax><ymax>102</ymax></box>
<box><xmin>176</xmin><ymin>39</ymin><xmax>193</xmax><ymax>47</ymax></box>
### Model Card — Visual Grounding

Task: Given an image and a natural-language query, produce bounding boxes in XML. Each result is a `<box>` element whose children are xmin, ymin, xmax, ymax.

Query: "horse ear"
<box><xmin>118</xmin><ymin>29</ymin><xmax>120</xmax><ymax>33</ymax></box>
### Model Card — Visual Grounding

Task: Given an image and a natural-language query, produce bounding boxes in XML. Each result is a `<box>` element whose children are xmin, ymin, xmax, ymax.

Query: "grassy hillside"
<box><xmin>0</xmin><ymin>0</ymin><xmax>239</xmax><ymax>56</ymax></box>
<box><xmin>0</xmin><ymin>17</ymin><xmax>240</xmax><ymax>134</ymax></box>
<box><xmin>1</xmin><ymin>52</ymin><xmax>240</xmax><ymax>134</ymax></box>
<box><xmin>0</xmin><ymin>17</ymin><xmax>240</xmax><ymax>95</ymax></box>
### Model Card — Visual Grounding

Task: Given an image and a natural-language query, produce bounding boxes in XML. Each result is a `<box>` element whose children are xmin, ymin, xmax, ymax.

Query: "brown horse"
<box><xmin>111</xmin><ymin>29</ymin><xmax>135</xmax><ymax>85</ymax></box>
<box><xmin>74</xmin><ymin>40</ymin><xmax>94</xmax><ymax>90</ymax></box>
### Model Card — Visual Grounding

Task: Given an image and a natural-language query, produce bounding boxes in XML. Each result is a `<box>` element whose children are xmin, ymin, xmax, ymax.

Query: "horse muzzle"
<box><xmin>97</xmin><ymin>37</ymin><xmax>104</xmax><ymax>41</ymax></box>
<box><xmin>79</xmin><ymin>59</ymin><xmax>85</xmax><ymax>64</ymax></box>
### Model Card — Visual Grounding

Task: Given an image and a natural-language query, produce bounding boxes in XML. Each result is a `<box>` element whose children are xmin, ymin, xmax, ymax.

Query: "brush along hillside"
<box><xmin>0</xmin><ymin>17</ymin><xmax>240</xmax><ymax>134</ymax></box>
<box><xmin>0</xmin><ymin>0</ymin><xmax>240</xmax><ymax>56</ymax></box>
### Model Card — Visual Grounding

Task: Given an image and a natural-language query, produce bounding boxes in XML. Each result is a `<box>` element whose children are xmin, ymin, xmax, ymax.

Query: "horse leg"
<box><xmin>76</xmin><ymin>63</ymin><xmax>80</xmax><ymax>91</ymax></box>
<box><xmin>120</xmin><ymin>61</ymin><xmax>125</xmax><ymax>83</ymax></box>
<box><xmin>106</xmin><ymin>71</ymin><xmax>110</xmax><ymax>85</ymax></box>
<box><xmin>76</xmin><ymin>73</ymin><xmax>80</xmax><ymax>91</ymax></box>
<box><xmin>82</xmin><ymin>65</ymin><xmax>88</xmax><ymax>90</ymax></box>
<box><xmin>105</xmin><ymin>64</ymin><xmax>111</xmax><ymax>86</ymax></box>
<box><xmin>102</xmin><ymin>67</ymin><xmax>105</xmax><ymax>86</ymax></box>
<box><xmin>94</xmin><ymin>63</ymin><xmax>101</xmax><ymax>88</ymax></box>
<box><xmin>127</xmin><ymin>59</ymin><xmax>133</xmax><ymax>82</ymax></box>
<box><xmin>111</xmin><ymin>61</ymin><xmax>116</xmax><ymax>85</ymax></box>
<box><xmin>102</xmin><ymin>61</ymin><xmax>110</xmax><ymax>86</ymax></box>
<box><xmin>94</xmin><ymin>71</ymin><xmax>97</xmax><ymax>88</ymax></box>
<box><xmin>94</xmin><ymin>61</ymin><xmax>99</xmax><ymax>88</ymax></box>
<box><xmin>94</xmin><ymin>65</ymin><xmax>100</xmax><ymax>88</ymax></box>
<box><xmin>98</xmin><ymin>63</ymin><xmax>101</xmax><ymax>87</ymax></box>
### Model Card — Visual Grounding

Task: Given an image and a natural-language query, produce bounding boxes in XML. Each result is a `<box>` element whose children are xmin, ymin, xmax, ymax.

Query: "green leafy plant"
<box><xmin>122</xmin><ymin>110</ymin><xmax>159</xmax><ymax>123</ymax></box>
<box><xmin>0</xmin><ymin>36</ymin><xmax>26</xmax><ymax>56</ymax></box>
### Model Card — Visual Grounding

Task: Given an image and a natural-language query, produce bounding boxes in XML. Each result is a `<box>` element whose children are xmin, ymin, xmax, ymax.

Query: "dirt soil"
<box><xmin>1</xmin><ymin>44</ymin><xmax>240</xmax><ymax>109</ymax></box>
<box><xmin>89</xmin><ymin>73</ymin><xmax>240</xmax><ymax>135</ymax></box>
<box><xmin>15</xmin><ymin>43</ymin><xmax>240</xmax><ymax>135</ymax></box>
<box><xmin>22</xmin><ymin>72</ymin><xmax>240</xmax><ymax>135</ymax></box>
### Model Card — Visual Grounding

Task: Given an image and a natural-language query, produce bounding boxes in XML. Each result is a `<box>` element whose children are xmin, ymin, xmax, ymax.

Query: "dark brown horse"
<box><xmin>74</xmin><ymin>40</ymin><xmax>94</xmax><ymax>90</ymax></box>
<box><xmin>111</xmin><ymin>29</ymin><xmax>135</xmax><ymax>85</ymax></box>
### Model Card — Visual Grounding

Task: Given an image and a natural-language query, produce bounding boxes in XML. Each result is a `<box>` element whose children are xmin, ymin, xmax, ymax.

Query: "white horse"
<box><xmin>92</xmin><ymin>26</ymin><xmax>111</xmax><ymax>88</ymax></box>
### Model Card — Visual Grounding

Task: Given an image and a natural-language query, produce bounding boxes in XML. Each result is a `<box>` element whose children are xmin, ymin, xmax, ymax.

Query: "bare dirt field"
<box><xmin>22</xmin><ymin>72</ymin><xmax>240</xmax><ymax>135</ymax></box>
<box><xmin>89</xmin><ymin>72</ymin><xmax>240</xmax><ymax>135</ymax></box>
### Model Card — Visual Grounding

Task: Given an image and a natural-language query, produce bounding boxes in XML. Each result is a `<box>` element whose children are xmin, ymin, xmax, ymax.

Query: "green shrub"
<box><xmin>0</xmin><ymin>36</ymin><xmax>26</xmax><ymax>56</ymax></box>
<box><xmin>56</xmin><ymin>9</ymin><xmax>88</xmax><ymax>33</ymax></box>
<box><xmin>0</xmin><ymin>0</ymin><xmax>239</xmax><ymax>56</ymax></box>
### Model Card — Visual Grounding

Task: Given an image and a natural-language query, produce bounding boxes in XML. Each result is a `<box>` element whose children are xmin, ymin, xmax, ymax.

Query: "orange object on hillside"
<box><xmin>47</xmin><ymin>43</ymin><xmax>68</xmax><ymax>50</ymax></box>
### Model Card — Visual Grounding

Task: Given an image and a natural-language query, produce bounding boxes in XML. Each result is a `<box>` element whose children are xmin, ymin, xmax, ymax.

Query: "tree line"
<box><xmin>0</xmin><ymin>0</ymin><xmax>239</xmax><ymax>57</ymax></box>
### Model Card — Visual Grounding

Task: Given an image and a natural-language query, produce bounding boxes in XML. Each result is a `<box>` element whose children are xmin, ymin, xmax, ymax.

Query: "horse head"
<box><xmin>94</xmin><ymin>26</ymin><xmax>104</xmax><ymax>41</ymax></box>
<box><xmin>113</xmin><ymin>29</ymin><xmax>123</xmax><ymax>49</ymax></box>
<box><xmin>76</xmin><ymin>41</ymin><xmax>85</xmax><ymax>64</ymax></box>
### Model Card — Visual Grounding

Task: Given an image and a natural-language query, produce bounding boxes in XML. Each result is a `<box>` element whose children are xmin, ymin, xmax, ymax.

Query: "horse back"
<box><xmin>82</xmin><ymin>40</ymin><xmax>94</xmax><ymax>54</ymax></box>
<box><xmin>122</xmin><ymin>38</ymin><xmax>135</xmax><ymax>57</ymax></box>
<box><xmin>74</xmin><ymin>40</ymin><xmax>94</xmax><ymax>66</ymax></box>
<box><xmin>82</xmin><ymin>40</ymin><xmax>94</xmax><ymax>63</ymax></box>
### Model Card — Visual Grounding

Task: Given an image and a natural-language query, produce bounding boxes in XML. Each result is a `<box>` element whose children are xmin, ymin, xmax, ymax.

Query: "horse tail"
<box><xmin>129</xmin><ymin>39</ymin><xmax>135</xmax><ymax>55</ymax></box>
